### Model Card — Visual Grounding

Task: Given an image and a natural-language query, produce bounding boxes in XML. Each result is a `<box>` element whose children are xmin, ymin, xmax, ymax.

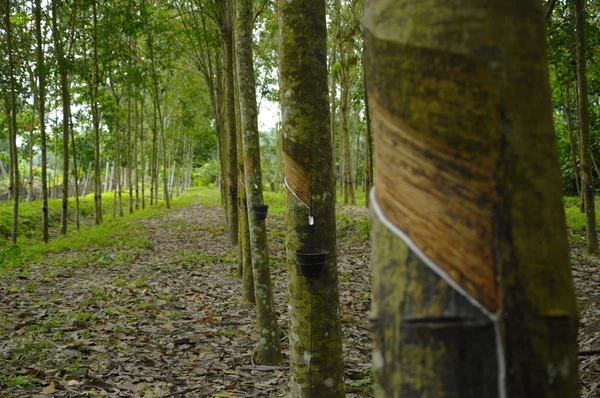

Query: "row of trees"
<box><xmin>1</xmin><ymin>0</ymin><xmax>213</xmax><ymax>243</ymax></box>
<box><xmin>2</xmin><ymin>0</ymin><xmax>345</xmax><ymax>395</ymax></box>
<box><xmin>547</xmin><ymin>0</ymin><xmax>600</xmax><ymax>254</ymax></box>
<box><xmin>2</xmin><ymin>0</ymin><xmax>590</xmax><ymax>396</ymax></box>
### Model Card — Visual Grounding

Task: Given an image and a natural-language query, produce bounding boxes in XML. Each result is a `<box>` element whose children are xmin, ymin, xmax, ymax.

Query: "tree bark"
<box><xmin>70</xmin><ymin>113</ymin><xmax>80</xmax><ymax>230</ymax></box>
<box><xmin>141</xmin><ymin>92</ymin><xmax>146</xmax><ymax>209</ymax></box>
<box><xmin>575</xmin><ymin>0</ymin><xmax>598</xmax><ymax>255</ymax></box>
<box><xmin>6</xmin><ymin>0</ymin><xmax>19</xmax><ymax>243</ymax></box>
<box><xmin>51</xmin><ymin>0</ymin><xmax>70</xmax><ymax>235</ymax></box>
<box><xmin>134</xmin><ymin>94</ymin><xmax>139</xmax><ymax>210</ymax></box>
<box><xmin>89</xmin><ymin>0</ymin><xmax>102</xmax><ymax>225</ymax></box>
<box><xmin>565</xmin><ymin>84</ymin><xmax>579</xmax><ymax>196</ymax></box>
<box><xmin>27</xmin><ymin>88</ymin><xmax>35</xmax><ymax>202</ymax></box>
<box><xmin>363</xmin><ymin>78</ymin><xmax>373</xmax><ymax>207</ymax></box>
<box><xmin>236</xmin><ymin>67</ymin><xmax>254</xmax><ymax>304</ymax></box>
<box><xmin>127</xmin><ymin>94</ymin><xmax>133</xmax><ymax>214</ymax></box>
<box><xmin>222</xmin><ymin>0</ymin><xmax>239</xmax><ymax>246</ymax></box>
<box><xmin>236</xmin><ymin>0</ymin><xmax>281</xmax><ymax>364</ymax></box>
<box><xmin>365</xmin><ymin>1</ymin><xmax>579</xmax><ymax>396</ymax></box>
<box><xmin>279</xmin><ymin>0</ymin><xmax>345</xmax><ymax>395</ymax></box>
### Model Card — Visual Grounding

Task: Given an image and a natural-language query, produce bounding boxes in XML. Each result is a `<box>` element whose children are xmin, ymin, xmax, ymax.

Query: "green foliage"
<box><xmin>0</xmin><ymin>189</ymin><xmax>200</xmax><ymax>273</ymax></box>
<box><xmin>195</xmin><ymin>160</ymin><xmax>218</xmax><ymax>187</ymax></box>
<box><xmin>563</xmin><ymin>195</ymin><xmax>600</xmax><ymax>231</ymax></box>
<box><xmin>547</xmin><ymin>0</ymin><xmax>600</xmax><ymax>194</ymax></box>
<box><xmin>337</xmin><ymin>212</ymin><xmax>370</xmax><ymax>242</ymax></box>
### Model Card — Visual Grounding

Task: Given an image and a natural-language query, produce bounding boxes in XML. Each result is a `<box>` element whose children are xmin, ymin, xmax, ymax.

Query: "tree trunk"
<box><xmin>70</xmin><ymin>113</ymin><xmax>80</xmax><ymax>230</ymax></box>
<box><xmin>575</xmin><ymin>0</ymin><xmax>598</xmax><ymax>255</ymax></box>
<box><xmin>141</xmin><ymin>93</ymin><xmax>146</xmax><ymax>209</ymax></box>
<box><xmin>363</xmin><ymin>78</ymin><xmax>373</xmax><ymax>207</ymax></box>
<box><xmin>222</xmin><ymin>0</ymin><xmax>239</xmax><ymax>247</ymax></box>
<box><xmin>364</xmin><ymin>1</ymin><xmax>578</xmax><ymax>396</ymax></box>
<box><xmin>6</xmin><ymin>0</ymin><xmax>19</xmax><ymax>243</ymax></box>
<box><xmin>150</xmin><ymin>99</ymin><xmax>158</xmax><ymax>206</ymax></box>
<box><xmin>235</xmin><ymin>61</ymin><xmax>254</xmax><ymax>304</ymax></box>
<box><xmin>28</xmin><ymin>94</ymin><xmax>35</xmax><ymax>202</ymax></box>
<box><xmin>340</xmin><ymin>53</ymin><xmax>352</xmax><ymax>205</ymax></box>
<box><xmin>127</xmin><ymin>95</ymin><xmax>133</xmax><ymax>214</ymax></box>
<box><xmin>134</xmin><ymin>94</ymin><xmax>139</xmax><ymax>210</ymax></box>
<box><xmin>233</xmin><ymin>39</ymin><xmax>244</xmax><ymax>278</ymax></box>
<box><xmin>51</xmin><ymin>0</ymin><xmax>70</xmax><ymax>235</ymax></box>
<box><xmin>88</xmin><ymin>0</ymin><xmax>102</xmax><ymax>225</ymax></box>
<box><xmin>114</xmin><ymin>98</ymin><xmax>123</xmax><ymax>218</ymax></box>
<box><xmin>160</xmin><ymin>98</ymin><xmax>170</xmax><ymax>209</ymax></box>
<box><xmin>279</xmin><ymin>0</ymin><xmax>345</xmax><ymax>395</ymax></box>
<box><xmin>236</xmin><ymin>0</ymin><xmax>281</xmax><ymax>363</ymax></box>
<box><xmin>565</xmin><ymin>85</ymin><xmax>579</xmax><ymax>196</ymax></box>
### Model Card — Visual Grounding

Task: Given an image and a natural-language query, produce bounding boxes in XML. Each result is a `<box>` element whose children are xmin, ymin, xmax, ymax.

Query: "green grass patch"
<box><xmin>0</xmin><ymin>189</ymin><xmax>204</xmax><ymax>275</ymax></box>
<box><xmin>564</xmin><ymin>195</ymin><xmax>600</xmax><ymax>232</ymax></box>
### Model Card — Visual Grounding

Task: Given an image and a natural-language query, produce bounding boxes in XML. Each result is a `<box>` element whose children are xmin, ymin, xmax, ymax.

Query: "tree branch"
<box><xmin>253</xmin><ymin>0</ymin><xmax>269</xmax><ymax>25</ymax></box>
<box><xmin>545</xmin><ymin>0</ymin><xmax>558</xmax><ymax>23</ymax></box>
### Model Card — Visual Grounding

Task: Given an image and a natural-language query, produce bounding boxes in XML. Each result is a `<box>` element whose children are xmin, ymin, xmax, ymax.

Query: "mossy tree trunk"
<box><xmin>134</xmin><ymin>95</ymin><xmax>140</xmax><ymax>210</ymax></box>
<box><xmin>575</xmin><ymin>0</ymin><xmax>598</xmax><ymax>255</ymax></box>
<box><xmin>233</xmin><ymin>28</ymin><xmax>254</xmax><ymax>303</ymax></box>
<box><xmin>140</xmin><ymin>92</ymin><xmax>146</xmax><ymax>210</ymax></box>
<box><xmin>236</xmin><ymin>0</ymin><xmax>281</xmax><ymax>364</ymax></box>
<box><xmin>564</xmin><ymin>85</ymin><xmax>579</xmax><ymax>196</ymax></box>
<box><xmin>5</xmin><ymin>0</ymin><xmax>19</xmax><ymax>243</ymax></box>
<box><xmin>34</xmin><ymin>0</ymin><xmax>49</xmax><ymax>242</ymax></box>
<box><xmin>221</xmin><ymin>0</ymin><xmax>238</xmax><ymax>247</ymax></box>
<box><xmin>363</xmin><ymin>81</ymin><xmax>373</xmax><ymax>208</ymax></box>
<box><xmin>365</xmin><ymin>1</ymin><xmax>579</xmax><ymax>396</ymax></box>
<box><xmin>51</xmin><ymin>0</ymin><xmax>70</xmax><ymax>235</ymax></box>
<box><xmin>279</xmin><ymin>0</ymin><xmax>345</xmax><ymax>395</ymax></box>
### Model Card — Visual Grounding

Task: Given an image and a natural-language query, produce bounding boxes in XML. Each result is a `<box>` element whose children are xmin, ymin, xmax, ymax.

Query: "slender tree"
<box><xmin>365</xmin><ymin>0</ymin><xmax>578</xmax><ymax>396</ymax></box>
<box><xmin>51</xmin><ymin>0</ymin><xmax>71</xmax><ymax>235</ymax></box>
<box><xmin>236</xmin><ymin>0</ymin><xmax>281</xmax><ymax>364</ymax></box>
<box><xmin>5</xmin><ymin>0</ymin><xmax>19</xmax><ymax>243</ymax></box>
<box><xmin>280</xmin><ymin>0</ymin><xmax>345</xmax><ymax>395</ymax></box>
<box><xmin>222</xmin><ymin>0</ymin><xmax>238</xmax><ymax>246</ymax></box>
<box><xmin>34</xmin><ymin>0</ymin><xmax>49</xmax><ymax>242</ymax></box>
<box><xmin>565</xmin><ymin>85</ymin><xmax>579</xmax><ymax>197</ymax></box>
<box><xmin>575</xmin><ymin>0</ymin><xmax>598</xmax><ymax>255</ymax></box>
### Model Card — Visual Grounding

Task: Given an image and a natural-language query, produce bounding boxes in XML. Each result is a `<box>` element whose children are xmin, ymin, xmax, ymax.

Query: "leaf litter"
<box><xmin>0</xmin><ymin>201</ymin><xmax>373</xmax><ymax>397</ymax></box>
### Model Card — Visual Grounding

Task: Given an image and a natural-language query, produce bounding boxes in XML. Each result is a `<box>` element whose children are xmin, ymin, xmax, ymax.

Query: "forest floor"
<box><xmin>0</xmin><ymin>189</ymin><xmax>372</xmax><ymax>397</ymax></box>
<box><xmin>0</xmin><ymin>189</ymin><xmax>600</xmax><ymax>397</ymax></box>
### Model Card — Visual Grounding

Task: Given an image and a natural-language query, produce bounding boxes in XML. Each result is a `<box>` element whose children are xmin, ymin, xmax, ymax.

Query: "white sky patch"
<box><xmin>258</xmin><ymin>98</ymin><xmax>278</xmax><ymax>132</ymax></box>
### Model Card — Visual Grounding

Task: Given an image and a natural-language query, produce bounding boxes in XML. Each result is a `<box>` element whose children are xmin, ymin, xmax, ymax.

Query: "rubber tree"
<box><xmin>34</xmin><ymin>0</ymin><xmax>49</xmax><ymax>242</ymax></box>
<box><xmin>217</xmin><ymin>0</ymin><xmax>239</xmax><ymax>247</ymax></box>
<box><xmin>5</xmin><ymin>0</ymin><xmax>19</xmax><ymax>243</ymax></box>
<box><xmin>235</xmin><ymin>0</ymin><xmax>281</xmax><ymax>364</ymax></box>
<box><xmin>51</xmin><ymin>0</ymin><xmax>71</xmax><ymax>235</ymax></box>
<box><xmin>365</xmin><ymin>1</ymin><xmax>578</xmax><ymax>397</ymax></box>
<box><xmin>279</xmin><ymin>0</ymin><xmax>345</xmax><ymax>395</ymax></box>
<box><xmin>235</xmin><ymin>54</ymin><xmax>254</xmax><ymax>305</ymax></box>
<box><xmin>90</xmin><ymin>0</ymin><xmax>103</xmax><ymax>225</ymax></box>
<box><xmin>575</xmin><ymin>0</ymin><xmax>598</xmax><ymax>255</ymax></box>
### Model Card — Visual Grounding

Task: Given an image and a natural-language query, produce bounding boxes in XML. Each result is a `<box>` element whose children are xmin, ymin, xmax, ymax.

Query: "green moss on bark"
<box><xmin>280</xmin><ymin>0</ymin><xmax>345</xmax><ymax>396</ymax></box>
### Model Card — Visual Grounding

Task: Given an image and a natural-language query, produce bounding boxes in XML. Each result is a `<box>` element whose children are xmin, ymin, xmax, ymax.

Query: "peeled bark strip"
<box><xmin>236</xmin><ymin>0</ymin><xmax>281</xmax><ymax>364</ymax></box>
<box><xmin>365</xmin><ymin>1</ymin><xmax>578</xmax><ymax>396</ymax></box>
<box><xmin>279</xmin><ymin>0</ymin><xmax>344</xmax><ymax>395</ymax></box>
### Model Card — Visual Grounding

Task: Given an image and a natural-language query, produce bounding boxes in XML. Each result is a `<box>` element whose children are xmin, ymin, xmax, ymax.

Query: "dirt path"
<box><xmin>0</xmin><ymin>202</ymin><xmax>372</xmax><ymax>397</ymax></box>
